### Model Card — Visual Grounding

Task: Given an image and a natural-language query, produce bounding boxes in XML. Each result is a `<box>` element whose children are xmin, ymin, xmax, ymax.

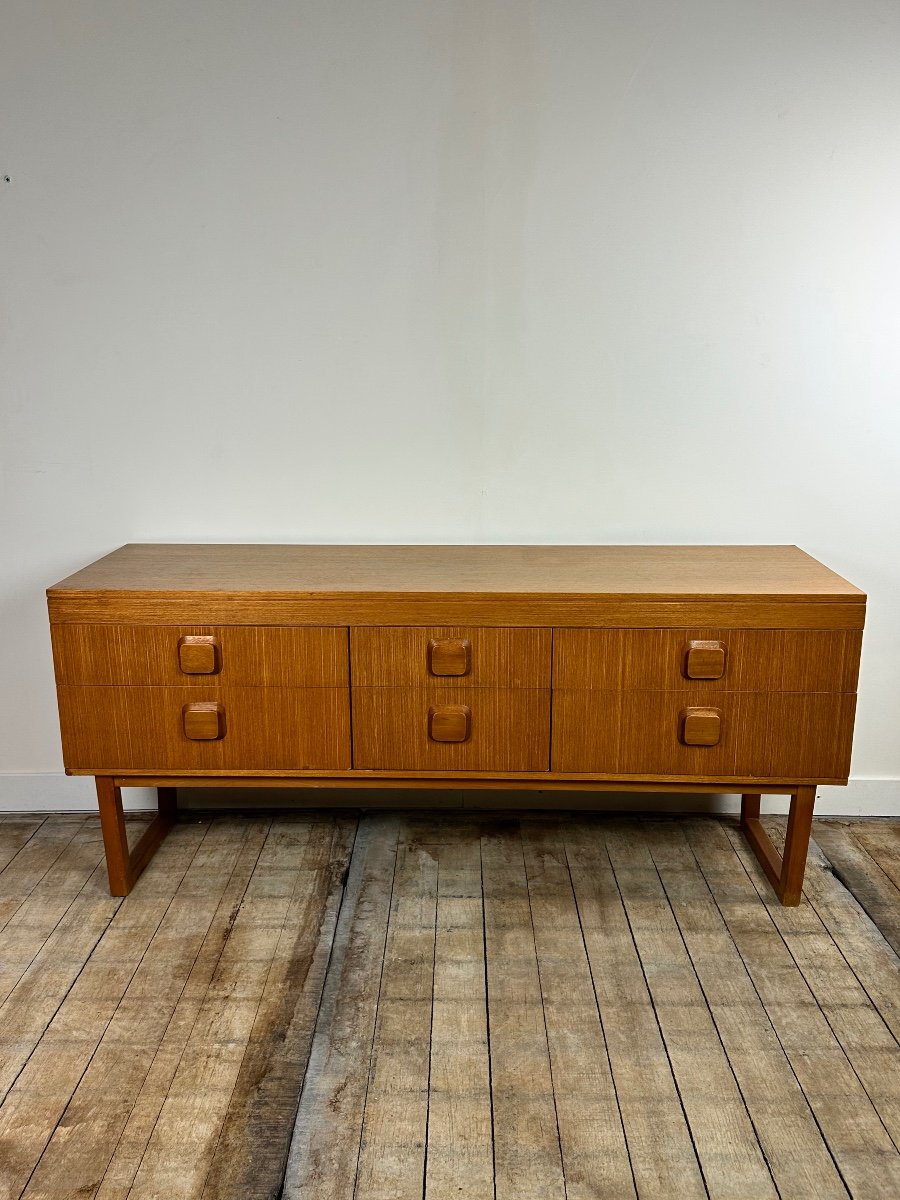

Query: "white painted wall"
<box><xmin>2</xmin><ymin>1</ymin><xmax>899</xmax><ymax>813</ymax></box>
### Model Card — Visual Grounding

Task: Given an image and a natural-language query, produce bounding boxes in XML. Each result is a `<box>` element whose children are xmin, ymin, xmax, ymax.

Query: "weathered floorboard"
<box><xmin>421</xmin><ymin>829</ymin><xmax>494</xmax><ymax>1200</ymax></box>
<box><xmin>6</xmin><ymin>820</ymin><xmax>209</xmax><ymax>1200</ymax></box>
<box><xmin>282</xmin><ymin>815</ymin><xmax>401</xmax><ymax>1200</ymax></box>
<box><xmin>564</xmin><ymin>822</ymin><xmax>708</xmax><ymax>1199</ymax></box>
<box><xmin>481</xmin><ymin>823</ymin><xmax>567</xmax><ymax>1200</ymax></box>
<box><xmin>813</xmin><ymin>822</ymin><xmax>900</xmax><ymax>957</ymax></box>
<box><xmin>641</xmin><ymin>817</ymin><xmax>849</xmax><ymax>1199</ymax></box>
<box><xmin>521</xmin><ymin>822</ymin><xmax>636</xmax><ymax>1199</ymax></box>
<box><xmin>3</xmin><ymin>811</ymin><xmax>900</xmax><ymax>1200</ymax></box>
<box><xmin>689</xmin><ymin>817</ymin><xmax>900</xmax><ymax>1198</ymax></box>
<box><xmin>200</xmin><ymin>817</ymin><xmax>357</xmax><ymax>1200</ymax></box>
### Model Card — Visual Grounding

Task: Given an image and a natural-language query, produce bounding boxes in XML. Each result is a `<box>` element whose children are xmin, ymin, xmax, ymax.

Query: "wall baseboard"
<box><xmin>1</xmin><ymin>773</ymin><xmax>898</xmax><ymax>817</ymax></box>
<box><xmin>0</xmin><ymin>774</ymin><xmax>158</xmax><ymax>812</ymax></box>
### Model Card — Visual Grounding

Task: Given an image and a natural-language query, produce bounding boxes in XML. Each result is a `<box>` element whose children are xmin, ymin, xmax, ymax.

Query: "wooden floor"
<box><xmin>0</xmin><ymin>812</ymin><xmax>898</xmax><ymax>1199</ymax></box>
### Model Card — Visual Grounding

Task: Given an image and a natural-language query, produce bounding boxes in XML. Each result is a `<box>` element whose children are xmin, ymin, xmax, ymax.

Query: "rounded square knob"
<box><xmin>680</xmin><ymin>707</ymin><xmax>721</xmax><ymax>746</ymax></box>
<box><xmin>684</xmin><ymin>640</ymin><xmax>726</xmax><ymax>680</ymax></box>
<box><xmin>428</xmin><ymin>704</ymin><xmax>471</xmax><ymax>743</ymax></box>
<box><xmin>182</xmin><ymin>702</ymin><xmax>226</xmax><ymax>740</ymax></box>
<box><xmin>178</xmin><ymin>635</ymin><xmax>220</xmax><ymax>675</ymax></box>
<box><xmin>428</xmin><ymin>638</ymin><xmax>471</xmax><ymax>677</ymax></box>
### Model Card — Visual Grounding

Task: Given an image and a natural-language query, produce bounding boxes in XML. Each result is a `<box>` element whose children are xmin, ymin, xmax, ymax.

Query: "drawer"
<box><xmin>553</xmin><ymin>629</ymin><xmax>862</xmax><ymax>693</ymax></box>
<box><xmin>51</xmin><ymin>625</ymin><xmax>348</xmax><ymax>687</ymax></box>
<box><xmin>351</xmin><ymin>687</ymin><xmax>550</xmax><ymax>771</ymax></box>
<box><xmin>351</xmin><ymin>627</ymin><xmax>551</xmax><ymax>688</ymax></box>
<box><xmin>552</xmin><ymin>689</ymin><xmax>856</xmax><ymax>780</ymax></box>
<box><xmin>56</xmin><ymin>685</ymin><xmax>350</xmax><ymax>772</ymax></box>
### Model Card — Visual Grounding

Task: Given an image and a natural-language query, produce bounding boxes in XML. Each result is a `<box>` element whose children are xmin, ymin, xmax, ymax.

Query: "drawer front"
<box><xmin>351</xmin><ymin>627</ymin><xmax>551</xmax><ymax>688</ymax></box>
<box><xmin>56</xmin><ymin>685</ymin><xmax>350</xmax><ymax>772</ymax></box>
<box><xmin>51</xmin><ymin>625</ymin><xmax>349</xmax><ymax>687</ymax></box>
<box><xmin>554</xmin><ymin>628</ymin><xmax>862</xmax><ymax>693</ymax></box>
<box><xmin>552</xmin><ymin>689</ymin><xmax>856</xmax><ymax>780</ymax></box>
<box><xmin>352</xmin><ymin>687</ymin><xmax>550</xmax><ymax>771</ymax></box>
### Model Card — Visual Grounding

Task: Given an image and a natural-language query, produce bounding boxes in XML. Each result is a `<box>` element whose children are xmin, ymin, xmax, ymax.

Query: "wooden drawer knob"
<box><xmin>178</xmin><ymin>635</ymin><xmax>220</xmax><ymax>675</ymax></box>
<box><xmin>182</xmin><ymin>702</ymin><xmax>226</xmax><ymax>740</ymax></box>
<box><xmin>428</xmin><ymin>704</ymin><xmax>471</xmax><ymax>743</ymax></box>
<box><xmin>428</xmin><ymin>638</ymin><xmax>471</xmax><ymax>677</ymax></box>
<box><xmin>684</xmin><ymin>640</ymin><xmax>726</xmax><ymax>680</ymax></box>
<box><xmin>680</xmin><ymin>707</ymin><xmax>721</xmax><ymax>746</ymax></box>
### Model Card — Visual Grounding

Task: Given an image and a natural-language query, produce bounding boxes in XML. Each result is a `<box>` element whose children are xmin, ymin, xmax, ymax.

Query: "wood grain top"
<box><xmin>47</xmin><ymin>544</ymin><xmax>864</xmax><ymax>603</ymax></box>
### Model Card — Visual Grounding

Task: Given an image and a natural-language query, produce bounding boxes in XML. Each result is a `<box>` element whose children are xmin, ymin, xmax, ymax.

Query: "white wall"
<box><xmin>2</xmin><ymin>1</ymin><xmax>899</xmax><ymax>812</ymax></box>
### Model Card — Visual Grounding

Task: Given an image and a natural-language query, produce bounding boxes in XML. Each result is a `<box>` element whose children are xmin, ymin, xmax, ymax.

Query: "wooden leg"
<box><xmin>740</xmin><ymin>793</ymin><xmax>761</xmax><ymax>822</ymax></box>
<box><xmin>96</xmin><ymin>776</ymin><xmax>131</xmax><ymax>896</ymax></box>
<box><xmin>780</xmin><ymin>786</ymin><xmax>815</xmax><ymax>905</ymax></box>
<box><xmin>157</xmin><ymin>786</ymin><xmax>178</xmax><ymax>821</ymax></box>
<box><xmin>95</xmin><ymin>777</ymin><xmax>178</xmax><ymax>897</ymax></box>
<box><xmin>739</xmin><ymin>786</ymin><xmax>816</xmax><ymax>907</ymax></box>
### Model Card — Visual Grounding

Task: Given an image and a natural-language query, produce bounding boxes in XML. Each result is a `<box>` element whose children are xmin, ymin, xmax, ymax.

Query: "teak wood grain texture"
<box><xmin>56</xmin><ymin>684</ymin><xmax>350</xmax><ymax>772</ymax></box>
<box><xmin>47</xmin><ymin>543</ymin><xmax>866</xmax><ymax>627</ymax></box>
<box><xmin>427</xmin><ymin>636</ymin><xmax>470</xmax><ymax>676</ymax></box>
<box><xmin>352</xmin><ymin>686</ymin><xmax>551</xmax><ymax>772</ymax></box>
<box><xmin>52</xmin><ymin>624</ymin><xmax>348</xmax><ymax>687</ymax></box>
<box><xmin>351</xmin><ymin>625</ymin><xmax>551</xmax><ymax>687</ymax></box>
<box><xmin>177</xmin><ymin>634</ymin><xmax>219</xmax><ymax>674</ymax></box>
<box><xmin>684</xmin><ymin>638</ymin><xmax>726</xmax><ymax>679</ymax></box>
<box><xmin>554</xmin><ymin>627</ymin><xmax>863</xmax><ymax>692</ymax></box>
<box><xmin>552</xmin><ymin>688</ymin><xmax>857</xmax><ymax>778</ymax></box>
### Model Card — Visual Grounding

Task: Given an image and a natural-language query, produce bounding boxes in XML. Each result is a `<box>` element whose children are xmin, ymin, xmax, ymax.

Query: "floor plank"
<box><xmin>521</xmin><ymin>822</ymin><xmax>636</xmax><ymax>1199</ymax></box>
<box><xmin>687</xmin><ymin>817</ymin><xmax>900</xmax><ymax>1199</ymax></box>
<box><xmin>602</xmin><ymin>818</ymin><xmax>777</xmax><ymax>1200</ymax></box>
<box><xmin>2</xmin><ymin>820</ymin><xmax>209</xmax><ymax>1200</ymax></box>
<box><xmin>732</xmin><ymin>819</ymin><xmax>900</xmax><ymax>1162</ymax></box>
<box><xmin>0</xmin><ymin>822</ymin><xmax>116</xmax><ymax>1105</ymax></box>
<box><xmin>0</xmin><ymin>817</ymin><xmax>88</xmax><ymax>936</ymax></box>
<box><xmin>421</xmin><ymin>829</ymin><xmax>493</xmax><ymax>1200</ymax></box>
<box><xmin>354</xmin><ymin>832</ymin><xmax>438</xmax><ymax>1200</ymax></box>
<box><xmin>641</xmin><ymin>817</ymin><xmax>849</xmax><ymax>1199</ymax></box>
<box><xmin>282</xmin><ymin>815</ymin><xmax>401</xmax><ymax>1200</ymax></box>
<box><xmin>94</xmin><ymin>818</ymin><xmax>272</xmax><ymax>1200</ymax></box>
<box><xmin>0</xmin><ymin>818</ymin><xmax>46</xmax><ymax>879</ymax></box>
<box><xmin>564</xmin><ymin>824</ymin><xmax>708</xmax><ymax>1199</ymax></box>
<box><xmin>813</xmin><ymin>822</ymin><xmax>900</xmax><ymax>957</ymax></box>
<box><xmin>3</xmin><ymin>810</ymin><xmax>900</xmax><ymax>1200</ymax></box>
<box><xmin>125</xmin><ymin>817</ymin><xmax>352</xmax><ymax>1200</ymax></box>
<box><xmin>199</xmin><ymin>816</ymin><xmax>357</xmax><ymax>1200</ymax></box>
<box><xmin>481</xmin><ymin>822</ymin><xmax>567</xmax><ymax>1200</ymax></box>
<box><xmin>846</xmin><ymin>821</ymin><xmax>900</xmax><ymax>899</ymax></box>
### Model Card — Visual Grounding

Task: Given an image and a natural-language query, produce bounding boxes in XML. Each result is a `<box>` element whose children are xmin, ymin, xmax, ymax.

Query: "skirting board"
<box><xmin>1</xmin><ymin>773</ymin><xmax>899</xmax><ymax>816</ymax></box>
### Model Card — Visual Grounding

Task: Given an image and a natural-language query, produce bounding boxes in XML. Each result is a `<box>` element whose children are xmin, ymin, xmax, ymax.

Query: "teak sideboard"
<box><xmin>47</xmin><ymin>544</ymin><xmax>866</xmax><ymax>904</ymax></box>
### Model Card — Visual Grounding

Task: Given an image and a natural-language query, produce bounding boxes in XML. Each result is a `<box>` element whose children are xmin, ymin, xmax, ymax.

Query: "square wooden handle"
<box><xmin>182</xmin><ymin>702</ymin><xmax>226</xmax><ymax>740</ymax></box>
<box><xmin>680</xmin><ymin>707</ymin><xmax>721</xmax><ymax>746</ymax></box>
<box><xmin>178</xmin><ymin>635</ymin><xmax>220</xmax><ymax>675</ymax></box>
<box><xmin>684</xmin><ymin>640</ymin><xmax>726</xmax><ymax>680</ymax></box>
<box><xmin>428</xmin><ymin>704</ymin><xmax>471</xmax><ymax>743</ymax></box>
<box><xmin>428</xmin><ymin>638</ymin><xmax>471</xmax><ymax>677</ymax></box>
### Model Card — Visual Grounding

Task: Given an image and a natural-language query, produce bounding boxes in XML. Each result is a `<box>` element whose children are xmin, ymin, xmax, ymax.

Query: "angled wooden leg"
<box><xmin>739</xmin><ymin>786</ymin><xmax>816</xmax><ymax>906</ymax></box>
<box><xmin>96</xmin><ymin>776</ymin><xmax>131</xmax><ymax>896</ymax></box>
<box><xmin>779</xmin><ymin>786</ymin><xmax>815</xmax><ymax>905</ymax></box>
<box><xmin>95</xmin><ymin>777</ymin><xmax>177</xmax><ymax>897</ymax></box>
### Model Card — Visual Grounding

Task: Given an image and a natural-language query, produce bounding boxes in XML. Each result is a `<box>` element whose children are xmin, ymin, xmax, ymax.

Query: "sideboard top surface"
<box><xmin>48</xmin><ymin>543</ymin><xmax>863</xmax><ymax>601</ymax></box>
<box><xmin>47</xmin><ymin>545</ymin><xmax>865</xmax><ymax>629</ymax></box>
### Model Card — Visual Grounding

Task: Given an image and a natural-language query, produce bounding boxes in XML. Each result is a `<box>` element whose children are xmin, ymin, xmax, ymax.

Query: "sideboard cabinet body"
<box><xmin>47</xmin><ymin>545</ymin><xmax>866</xmax><ymax>903</ymax></box>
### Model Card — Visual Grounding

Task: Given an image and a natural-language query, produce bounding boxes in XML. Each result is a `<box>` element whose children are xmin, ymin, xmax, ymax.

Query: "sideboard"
<box><xmin>47</xmin><ymin>544</ymin><xmax>865</xmax><ymax>904</ymax></box>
